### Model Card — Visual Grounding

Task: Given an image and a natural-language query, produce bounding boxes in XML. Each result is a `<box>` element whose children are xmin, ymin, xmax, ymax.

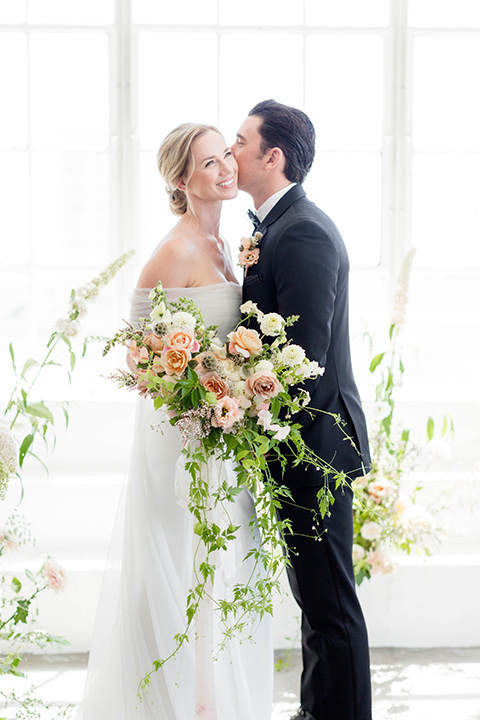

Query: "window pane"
<box><xmin>413</xmin><ymin>37</ymin><xmax>480</xmax><ymax>151</ymax></box>
<box><xmin>409</xmin><ymin>0</ymin><xmax>480</xmax><ymax>27</ymax></box>
<box><xmin>219</xmin><ymin>0</ymin><xmax>302</xmax><ymax>26</ymax></box>
<box><xmin>0</xmin><ymin>33</ymin><xmax>28</xmax><ymax>148</ymax></box>
<box><xmin>0</xmin><ymin>1</ymin><xmax>26</xmax><ymax>23</ymax></box>
<box><xmin>133</xmin><ymin>0</ymin><xmax>217</xmax><ymax>24</ymax></box>
<box><xmin>138</xmin><ymin>32</ymin><xmax>218</xmax><ymax>150</ymax></box>
<box><xmin>412</xmin><ymin>153</ymin><xmax>480</xmax><ymax>269</ymax></box>
<box><xmin>28</xmin><ymin>0</ymin><xmax>114</xmax><ymax>25</ymax></box>
<box><xmin>30</xmin><ymin>33</ymin><xmax>109</xmax><ymax>150</ymax></box>
<box><xmin>304</xmin><ymin>152</ymin><xmax>382</xmax><ymax>266</ymax></box>
<box><xmin>405</xmin><ymin>271</ymin><xmax>480</xmax><ymax>401</ymax></box>
<box><xmin>31</xmin><ymin>152</ymin><xmax>110</xmax><ymax>267</ymax></box>
<box><xmin>219</xmin><ymin>34</ymin><xmax>304</xmax><ymax>142</ymax></box>
<box><xmin>138</xmin><ymin>150</ymin><xmax>170</xmax><ymax>267</ymax></box>
<box><xmin>306</xmin><ymin>0</ymin><xmax>389</xmax><ymax>27</ymax></box>
<box><xmin>306</xmin><ymin>35</ymin><xmax>383</xmax><ymax>151</ymax></box>
<box><xmin>0</xmin><ymin>152</ymin><xmax>29</xmax><ymax>265</ymax></box>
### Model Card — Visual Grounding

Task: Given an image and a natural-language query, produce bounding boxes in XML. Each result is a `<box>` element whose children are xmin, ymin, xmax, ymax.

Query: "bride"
<box><xmin>79</xmin><ymin>124</ymin><xmax>273</xmax><ymax>719</ymax></box>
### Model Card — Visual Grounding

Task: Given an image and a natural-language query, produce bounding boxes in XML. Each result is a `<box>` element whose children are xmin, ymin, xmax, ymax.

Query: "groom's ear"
<box><xmin>264</xmin><ymin>147</ymin><xmax>286</xmax><ymax>174</ymax></box>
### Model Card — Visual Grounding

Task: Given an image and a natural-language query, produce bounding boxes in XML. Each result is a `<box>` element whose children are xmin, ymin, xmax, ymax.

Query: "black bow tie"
<box><xmin>247</xmin><ymin>209</ymin><xmax>260</xmax><ymax>231</ymax></box>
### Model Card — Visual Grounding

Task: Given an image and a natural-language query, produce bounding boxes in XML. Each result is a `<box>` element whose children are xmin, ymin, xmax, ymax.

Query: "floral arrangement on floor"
<box><xmin>352</xmin><ymin>249</ymin><xmax>452</xmax><ymax>584</ymax></box>
<box><xmin>105</xmin><ymin>283</ymin><xmax>351</xmax><ymax>693</ymax></box>
<box><xmin>0</xmin><ymin>251</ymin><xmax>133</xmax><ymax>716</ymax></box>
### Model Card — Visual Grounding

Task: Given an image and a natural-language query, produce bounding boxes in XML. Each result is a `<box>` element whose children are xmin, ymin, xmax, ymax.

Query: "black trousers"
<box><xmin>277</xmin><ymin>483</ymin><xmax>372</xmax><ymax>720</ymax></box>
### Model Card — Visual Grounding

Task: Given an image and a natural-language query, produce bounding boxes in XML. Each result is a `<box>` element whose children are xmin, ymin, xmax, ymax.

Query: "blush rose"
<box><xmin>244</xmin><ymin>371</ymin><xmax>283</xmax><ymax>400</ymax></box>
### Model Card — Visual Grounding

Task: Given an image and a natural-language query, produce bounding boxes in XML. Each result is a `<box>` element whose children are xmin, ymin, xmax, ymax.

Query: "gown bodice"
<box><xmin>130</xmin><ymin>282</ymin><xmax>242</xmax><ymax>340</ymax></box>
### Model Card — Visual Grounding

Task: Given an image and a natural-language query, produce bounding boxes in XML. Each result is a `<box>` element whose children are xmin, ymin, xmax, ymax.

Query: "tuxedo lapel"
<box><xmin>257</xmin><ymin>184</ymin><xmax>306</xmax><ymax>237</ymax></box>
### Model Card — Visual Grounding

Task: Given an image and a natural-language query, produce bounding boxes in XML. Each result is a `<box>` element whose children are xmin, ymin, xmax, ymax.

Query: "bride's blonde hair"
<box><xmin>157</xmin><ymin>122</ymin><xmax>219</xmax><ymax>216</ymax></box>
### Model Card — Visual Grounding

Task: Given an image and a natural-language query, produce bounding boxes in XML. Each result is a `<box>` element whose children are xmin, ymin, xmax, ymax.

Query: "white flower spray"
<box><xmin>0</xmin><ymin>427</ymin><xmax>18</xmax><ymax>499</ymax></box>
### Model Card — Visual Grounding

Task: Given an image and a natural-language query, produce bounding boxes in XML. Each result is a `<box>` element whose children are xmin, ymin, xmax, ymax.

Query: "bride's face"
<box><xmin>182</xmin><ymin>130</ymin><xmax>238</xmax><ymax>203</ymax></box>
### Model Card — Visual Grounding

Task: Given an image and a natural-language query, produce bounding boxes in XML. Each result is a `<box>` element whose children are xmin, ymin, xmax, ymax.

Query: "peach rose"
<box><xmin>163</xmin><ymin>327</ymin><xmax>200</xmax><ymax>353</ymax></box>
<box><xmin>211</xmin><ymin>396</ymin><xmax>244</xmax><ymax>430</ymax></box>
<box><xmin>129</xmin><ymin>340</ymin><xmax>149</xmax><ymax>364</ymax></box>
<box><xmin>159</xmin><ymin>348</ymin><xmax>191</xmax><ymax>376</ymax></box>
<box><xmin>143</xmin><ymin>332</ymin><xmax>164</xmax><ymax>353</ymax></box>
<box><xmin>200</xmin><ymin>372</ymin><xmax>230</xmax><ymax>400</ymax></box>
<box><xmin>227</xmin><ymin>326</ymin><xmax>262</xmax><ymax>358</ymax></box>
<box><xmin>244</xmin><ymin>371</ymin><xmax>283</xmax><ymax>400</ymax></box>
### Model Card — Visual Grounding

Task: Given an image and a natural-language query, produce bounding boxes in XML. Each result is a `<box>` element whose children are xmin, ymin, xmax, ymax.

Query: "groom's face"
<box><xmin>230</xmin><ymin>115</ymin><xmax>266</xmax><ymax>194</ymax></box>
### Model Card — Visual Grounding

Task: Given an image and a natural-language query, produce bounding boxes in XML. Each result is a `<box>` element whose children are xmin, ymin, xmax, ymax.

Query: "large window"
<box><xmin>1</xmin><ymin>0</ymin><xmax>479</xmax><ymax>402</ymax></box>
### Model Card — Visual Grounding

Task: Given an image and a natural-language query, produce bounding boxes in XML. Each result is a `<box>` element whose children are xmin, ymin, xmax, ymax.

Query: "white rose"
<box><xmin>360</xmin><ymin>521</ymin><xmax>382</xmax><ymax>541</ymax></box>
<box><xmin>279</xmin><ymin>344</ymin><xmax>306</xmax><ymax>368</ymax></box>
<box><xmin>352</xmin><ymin>543</ymin><xmax>365</xmax><ymax>562</ymax></box>
<box><xmin>260</xmin><ymin>312</ymin><xmax>284</xmax><ymax>336</ymax></box>
<box><xmin>170</xmin><ymin>311</ymin><xmax>196</xmax><ymax>330</ymax></box>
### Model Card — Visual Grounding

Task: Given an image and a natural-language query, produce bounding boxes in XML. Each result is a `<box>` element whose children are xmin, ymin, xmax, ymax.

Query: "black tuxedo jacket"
<box><xmin>243</xmin><ymin>184</ymin><xmax>371</xmax><ymax>487</ymax></box>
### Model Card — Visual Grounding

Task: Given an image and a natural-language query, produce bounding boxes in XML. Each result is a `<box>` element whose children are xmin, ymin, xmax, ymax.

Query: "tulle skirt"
<box><xmin>79</xmin><ymin>397</ymin><xmax>273</xmax><ymax>719</ymax></box>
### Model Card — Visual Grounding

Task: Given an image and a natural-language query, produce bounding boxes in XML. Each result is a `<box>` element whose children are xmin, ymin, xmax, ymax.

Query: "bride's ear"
<box><xmin>176</xmin><ymin>177</ymin><xmax>187</xmax><ymax>191</ymax></box>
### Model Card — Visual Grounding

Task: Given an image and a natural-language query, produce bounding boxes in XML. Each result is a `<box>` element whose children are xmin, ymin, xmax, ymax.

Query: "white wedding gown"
<box><xmin>79</xmin><ymin>282</ymin><xmax>273</xmax><ymax>720</ymax></box>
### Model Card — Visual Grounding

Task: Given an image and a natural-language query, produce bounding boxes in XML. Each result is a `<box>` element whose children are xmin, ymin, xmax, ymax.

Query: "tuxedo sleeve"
<box><xmin>272</xmin><ymin>220</ymin><xmax>339</xmax><ymax>385</ymax></box>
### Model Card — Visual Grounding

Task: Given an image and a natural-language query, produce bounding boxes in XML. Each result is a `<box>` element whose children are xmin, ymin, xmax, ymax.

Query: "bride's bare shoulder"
<box><xmin>136</xmin><ymin>227</ymin><xmax>196</xmax><ymax>289</ymax></box>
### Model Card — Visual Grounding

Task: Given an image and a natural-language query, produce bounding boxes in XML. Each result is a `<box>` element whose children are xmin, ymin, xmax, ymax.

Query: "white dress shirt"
<box><xmin>256</xmin><ymin>183</ymin><xmax>297</xmax><ymax>223</ymax></box>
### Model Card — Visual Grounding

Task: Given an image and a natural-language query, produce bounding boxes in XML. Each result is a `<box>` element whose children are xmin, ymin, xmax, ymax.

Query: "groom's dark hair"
<box><xmin>248</xmin><ymin>99</ymin><xmax>316</xmax><ymax>183</ymax></box>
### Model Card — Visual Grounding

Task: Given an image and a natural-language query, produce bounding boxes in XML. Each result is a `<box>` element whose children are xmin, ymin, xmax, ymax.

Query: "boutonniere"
<box><xmin>237</xmin><ymin>232</ymin><xmax>262</xmax><ymax>270</ymax></box>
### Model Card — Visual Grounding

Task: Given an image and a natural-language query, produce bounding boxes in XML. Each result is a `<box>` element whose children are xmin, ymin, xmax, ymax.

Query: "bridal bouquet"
<box><xmin>105</xmin><ymin>282</ymin><xmax>347</xmax><ymax>686</ymax></box>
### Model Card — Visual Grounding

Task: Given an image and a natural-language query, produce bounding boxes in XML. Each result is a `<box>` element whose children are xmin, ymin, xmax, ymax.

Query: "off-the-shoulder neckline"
<box><xmin>133</xmin><ymin>281</ymin><xmax>240</xmax><ymax>292</ymax></box>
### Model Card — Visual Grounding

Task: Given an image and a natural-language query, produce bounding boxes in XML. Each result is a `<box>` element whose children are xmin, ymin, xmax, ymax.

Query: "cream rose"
<box><xmin>200</xmin><ymin>372</ymin><xmax>230</xmax><ymax>400</ymax></box>
<box><xmin>160</xmin><ymin>348</ymin><xmax>191</xmax><ymax>376</ymax></box>
<box><xmin>244</xmin><ymin>371</ymin><xmax>283</xmax><ymax>400</ymax></box>
<box><xmin>360</xmin><ymin>521</ymin><xmax>382</xmax><ymax>541</ymax></box>
<box><xmin>352</xmin><ymin>543</ymin><xmax>366</xmax><ymax>563</ymax></box>
<box><xmin>227</xmin><ymin>326</ymin><xmax>263</xmax><ymax>358</ymax></box>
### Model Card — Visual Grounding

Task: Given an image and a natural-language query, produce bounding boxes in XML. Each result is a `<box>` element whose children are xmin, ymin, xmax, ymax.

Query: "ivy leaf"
<box><xmin>11</xmin><ymin>577</ymin><xmax>22</xmax><ymax>593</ymax></box>
<box><xmin>19</xmin><ymin>434</ymin><xmax>34</xmax><ymax>467</ymax></box>
<box><xmin>426</xmin><ymin>417</ymin><xmax>435</xmax><ymax>442</ymax></box>
<box><xmin>369</xmin><ymin>352</ymin><xmax>385</xmax><ymax>373</ymax></box>
<box><xmin>20</xmin><ymin>358</ymin><xmax>40</xmax><ymax>377</ymax></box>
<box><xmin>25</xmin><ymin>402</ymin><xmax>54</xmax><ymax>424</ymax></box>
<box><xmin>9</xmin><ymin>342</ymin><xmax>17</xmax><ymax>374</ymax></box>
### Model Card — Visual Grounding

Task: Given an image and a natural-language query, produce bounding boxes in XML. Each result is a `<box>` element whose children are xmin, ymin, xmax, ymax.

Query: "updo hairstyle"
<box><xmin>156</xmin><ymin>122</ymin><xmax>219</xmax><ymax>216</ymax></box>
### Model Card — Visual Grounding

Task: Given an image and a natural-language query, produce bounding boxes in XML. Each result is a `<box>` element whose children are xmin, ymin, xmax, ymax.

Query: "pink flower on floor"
<box><xmin>42</xmin><ymin>559</ymin><xmax>67</xmax><ymax>592</ymax></box>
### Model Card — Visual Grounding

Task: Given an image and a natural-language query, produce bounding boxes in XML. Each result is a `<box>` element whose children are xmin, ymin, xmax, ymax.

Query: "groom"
<box><xmin>232</xmin><ymin>100</ymin><xmax>372</xmax><ymax>720</ymax></box>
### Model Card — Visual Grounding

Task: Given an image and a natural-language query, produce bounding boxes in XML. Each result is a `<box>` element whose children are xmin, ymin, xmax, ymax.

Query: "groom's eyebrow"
<box><xmin>236</xmin><ymin>133</ymin><xmax>246</xmax><ymax>142</ymax></box>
